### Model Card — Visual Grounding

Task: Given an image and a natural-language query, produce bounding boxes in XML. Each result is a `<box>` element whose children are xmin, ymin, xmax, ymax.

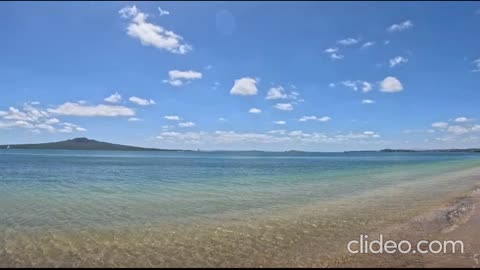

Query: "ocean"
<box><xmin>1</xmin><ymin>150</ymin><xmax>480</xmax><ymax>267</ymax></box>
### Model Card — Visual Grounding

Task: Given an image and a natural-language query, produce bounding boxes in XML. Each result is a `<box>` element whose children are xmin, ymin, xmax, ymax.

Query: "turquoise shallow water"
<box><xmin>1</xmin><ymin>150</ymin><xmax>480</xmax><ymax>267</ymax></box>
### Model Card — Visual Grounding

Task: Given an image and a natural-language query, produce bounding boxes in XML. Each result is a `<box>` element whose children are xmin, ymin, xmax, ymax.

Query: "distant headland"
<box><xmin>0</xmin><ymin>138</ymin><xmax>479</xmax><ymax>153</ymax></box>
<box><xmin>0</xmin><ymin>137</ymin><xmax>185</xmax><ymax>152</ymax></box>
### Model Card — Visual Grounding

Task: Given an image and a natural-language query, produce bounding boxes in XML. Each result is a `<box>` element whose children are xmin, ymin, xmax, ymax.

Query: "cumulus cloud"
<box><xmin>119</xmin><ymin>5</ymin><xmax>191</xmax><ymax>54</ymax></box>
<box><xmin>387</xmin><ymin>20</ymin><xmax>414</xmax><ymax>32</ymax></box>
<box><xmin>178</xmin><ymin>121</ymin><xmax>195</xmax><ymax>127</ymax></box>
<box><xmin>164</xmin><ymin>70</ymin><xmax>203</xmax><ymax>86</ymax></box>
<box><xmin>362</xmin><ymin>99</ymin><xmax>375</xmax><ymax>104</ymax></box>
<box><xmin>324</xmin><ymin>47</ymin><xmax>344</xmax><ymax>60</ymax></box>
<box><xmin>273</xmin><ymin>103</ymin><xmax>293</xmax><ymax>111</ymax></box>
<box><xmin>265</xmin><ymin>86</ymin><xmax>300</xmax><ymax>100</ymax></box>
<box><xmin>248</xmin><ymin>108</ymin><xmax>262</xmax><ymax>114</ymax></box>
<box><xmin>330</xmin><ymin>53</ymin><xmax>344</xmax><ymax>60</ymax></box>
<box><xmin>48</xmin><ymin>102</ymin><xmax>135</xmax><ymax>117</ymax></box>
<box><xmin>0</xmin><ymin>103</ymin><xmax>86</xmax><ymax>133</ymax></box>
<box><xmin>340</xmin><ymin>80</ymin><xmax>373</xmax><ymax>92</ymax></box>
<box><xmin>447</xmin><ymin>125</ymin><xmax>470</xmax><ymax>135</ymax></box>
<box><xmin>129</xmin><ymin>96</ymin><xmax>156</xmax><ymax>106</ymax></box>
<box><xmin>299</xmin><ymin>116</ymin><xmax>331</xmax><ymax>122</ymax></box>
<box><xmin>432</xmin><ymin>122</ymin><xmax>449</xmax><ymax>129</ymax></box>
<box><xmin>155</xmin><ymin>130</ymin><xmax>381</xmax><ymax>146</ymax></box>
<box><xmin>472</xmin><ymin>58</ymin><xmax>480</xmax><ymax>72</ymax></box>
<box><xmin>379</xmin><ymin>76</ymin><xmax>403</xmax><ymax>93</ymax></box>
<box><xmin>230</xmin><ymin>77</ymin><xmax>258</xmax><ymax>96</ymax></box>
<box><xmin>58</xmin><ymin>122</ymin><xmax>87</xmax><ymax>133</ymax></box>
<box><xmin>164</xmin><ymin>115</ymin><xmax>181</xmax><ymax>121</ymax></box>
<box><xmin>104</xmin><ymin>92</ymin><xmax>122</xmax><ymax>103</ymax></box>
<box><xmin>273</xmin><ymin>121</ymin><xmax>286</xmax><ymax>125</ymax></box>
<box><xmin>158</xmin><ymin>7</ymin><xmax>170</xmax><ymax>16</ymax></box>
<box><xmin>389</xmin><ymin>56</ymin><xmax>408</xmax><ymax>67</ymax></box>
<box><xmin>337</xmin><ymin>38</ymin><xmax>359</xmax><ymax>46</ymax></box>
<box><xmin>361</xmin><ymin>41</ymin><xmax>375</xmax><ymax>49</ymax></box>
<box><xmin>266</xmin><ymin>86</ymin><xmax>288</xmax><ymax>100</ymax></box>
<box><xmin>128</xmin><ymin>117</ymin><xmax>142</xmax><ymax>122</ymax></box>
<box><xmin>430</xmin><ymin>118</ymin><xmax>480</xmax><ymax>138</ymax></box>
<box><xmin>454</xmin><ymin>117</ymin><xmax>473</xmax><ymax>123</ymax></box>
<box><xmin>324</xmin><ymin>47</ymin><xmax>338</xmax><ymax>53</ymax></box>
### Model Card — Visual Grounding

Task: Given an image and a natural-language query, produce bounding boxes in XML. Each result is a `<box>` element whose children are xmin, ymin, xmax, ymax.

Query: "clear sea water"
<box><xmin>1</xmin><ymin>150</ymin><xmax>480</xmax><ymax>267</ymax></box>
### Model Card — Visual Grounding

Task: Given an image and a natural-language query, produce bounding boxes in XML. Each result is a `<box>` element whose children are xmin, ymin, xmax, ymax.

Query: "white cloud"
<box><xmin>324</xmin><ymin>47</ymin><xmax>338</xmax><ymax>53</ymax></box>
<box><xmin>430</xmin><ymin>117</ymin><xmax>480</xmax><ymax>142</ymax></box>
<box><xmin>447</xmin><ymin>125</ymin><xmax>470</xmax><ymax>135</ymax></box>
<box><xmin>164</xmin><ymin>115</ymin><xmax>181</xmax><ymax>121</ymax></box>
<box><xmin>266</xmin><ymin>86</ymin><xmax>288</xmax><ymax>100</ymax></box>
<box><xmin>0</xmin><ymin>103</ymin><xmax>85</xmax><ymax>133</ymax></box>
<box><xmin>48</xmin><ymin>102</ymin><xmax>135</xmax><ymax>117</ymax></box>
<box><xmin>329</xmin><ymin>83</ymin><xmax>336</xmax><ymax>88</ymax></box>
<box><xmin>58</xmin><ymin>122</ymin><xmax>87</xmax><ymax>133</ymax></box>
<box><xmin>432</xmin><ymin>122</ymin><xmax>449</xmax><ymax>129</ymax></box>
<box><xmin>178</xmin><ymin>121</ymin><xmax>195</xmax><ymax>127</ymax></box>
<box><xmin>340</xmin><ymin>80</ymin><xmax>373</xmax><ymax>92</ymax></box>
<box><xmin>472</xmin><ymin>58</ymin><xmax>480</xmax><ymax>72</ymax></box>
<box><xmin>129</xmin><ymin>96</ymin><xmax>156</xmax><ymax>106</ymax></box>
<box><xmin>454</xmin><ymin>117</ymin><xmax>473</xmax><ymax>123</ymax></box>
<box><xmin>128</xmin><ymin>117</ymin><xmax>142</xmax><ymax>122</ymax></box>
<box><xmin>248</xmin><ymin>108</ymin><xmax>262</xmax><ymax>114</ymax></box>
<box><xmin>337</xmin><ymin>38</ymin><xmax>359</xmax><ymax>46</ymax></box>
<box><xmin>361</xmin><ymin>41</ymin><xmax>375</xmax><ymax>49</ymax></box>
<box><xmin>361</xmin><ymin>82</ymin><xmax>372</xmax><ymax>92</ymax></box>
<box><xmin>158</xmin><ymin>7</ymin><xmax>170</xmax><ymax>16</ymax></box>
<box><xmin>299</xmin><ymin>116</ymin><xmax>331</xmax><ymax>122</ymax></box>
<box><xmin>273</xmin><ymin>121</ymin><xmax>286</xmax><ymax>125</ymax></box>
<box><xmin>387</xmin><ymin>20</ymin><xmax>414</xmax><ymax>32</ymax></box>
<box><xmin>265</xmin><ymin>86</ymin><xmax>300</xmax><ymax>101</ymax></box>
<box><xmin>379</xmin><ymin>76</ymin><xmax>403</xmax><ymax>93</ymax></box>
<box><xmin>362</xmin><ymin>99</ymin><xmax>375</xmax><ymax>104</ymax></box>
<box><xmin>164</xmin><ymin>70</ymin><xmax>203</xmax><ymax>86</ymax></box>
<box><xmin>268</xmin><ymin>129</ymin><xmax>286</xmax><ymax>135</ymax></box>
<box><xmin>330</xmin><ymin>53</ymin><xmax>344</xmax><ymax>60</ymax></box>
<box><xmin>273</xmin><ymin>103</ymin><xmax>293</xmax><ymax>111</ymax></box>
<box><xmin>389</xmin><ymin>56</ymin><xmax>408</xmax><ymax>67</ymax></box>
<box><xmin>155</xmin><ymin>130</ymin><xmax>381</xmax><ymax>146</ymax></box>
<box><xmin>104</xmin><ymin>92</ymin><xmax>122</xmax><ymax>103</ymax></box>
<box><xmin>218</xmin><ymin>117</ymin><xmax>227</xmax><ymax>122</ymax></box>
<box><xmin>324</xmin><ymin>48</ymin><xmax>344</xmax><ymax>60</ymax></box>
<box><xmin>46</xmin><ymin>118</ymin><xmax>60</xmax><ymax>124</ymax></box>
<box><xmin>230</xmin><ymin>77</ymin><xmax>258</xmax><ymax>96</ymax></box>
<box><xmin>119</xmin><ymin>5</ymin><xmax>191</xmax><ymax>54</ymax></box>
<box><xmin>119</xmin><ymin>5</ymin><xmax>138</xmax><ymax>18</ymax></box>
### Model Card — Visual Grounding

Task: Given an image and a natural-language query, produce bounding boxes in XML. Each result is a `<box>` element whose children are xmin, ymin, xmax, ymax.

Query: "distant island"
<box><xmin>379</xmin><ymin>148</ymin><xmax>480</xmax><ymax>153</ymax></box>
<box><xmin>1</xmin><ymin>138</ymin><xmax>479</xmax><ymax>153</ymax></box>
<box><xmin>0</xmin><ymin>137</ymin><xmax>184</xmax><ymax>151</ymax></box>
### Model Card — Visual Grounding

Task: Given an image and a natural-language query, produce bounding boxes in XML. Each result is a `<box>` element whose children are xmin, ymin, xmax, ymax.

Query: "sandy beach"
<box><xmin>337</xmin><ymin>185</ymin><xmax>480</xmax><ymax>267</ymax></box>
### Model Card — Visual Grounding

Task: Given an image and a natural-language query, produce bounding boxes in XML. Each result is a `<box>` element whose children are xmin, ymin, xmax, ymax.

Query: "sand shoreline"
<box><xmin>336</xmin><ymin>184</ymin><xmax>480</xmax><ymax>267</ymax></box>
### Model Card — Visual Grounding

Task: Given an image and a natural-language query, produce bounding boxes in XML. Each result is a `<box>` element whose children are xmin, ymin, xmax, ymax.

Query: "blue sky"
<box><xmin>1</xmin><ymin>1</ymin><xmax>480</xmax><ymax>151</ymax></box>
